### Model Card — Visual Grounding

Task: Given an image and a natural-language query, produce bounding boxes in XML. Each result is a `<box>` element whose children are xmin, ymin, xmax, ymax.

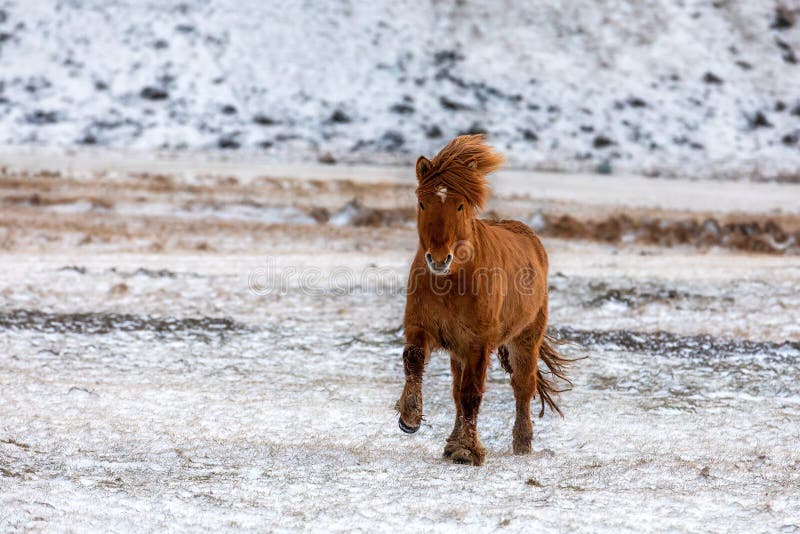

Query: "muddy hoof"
<box><xmin>398</xmin><ymin>417</ymin><xmax>420</xmax><ymax>434</ymax></box>
<box><xmin>449</xmin><ymin>445</ymin><xmax>485</xmax><ymax>466</ymax></box>
<box><xmin>513</xmin><ymin>441</ymin><xmax>532</xmax><ymax>455</ymax></box>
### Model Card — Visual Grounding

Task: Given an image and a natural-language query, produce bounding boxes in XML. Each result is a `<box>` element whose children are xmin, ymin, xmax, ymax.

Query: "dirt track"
<box><xmin>2</xmin><ymin>150</ymin><xmax>800</xmax><ymax>255</ymax></box>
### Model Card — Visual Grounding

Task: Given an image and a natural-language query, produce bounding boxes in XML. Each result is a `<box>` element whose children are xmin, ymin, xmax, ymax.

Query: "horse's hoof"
<box><xmin>398</xmin><ymin>417</ymin><xmax>420</xmax><ymax>434</ymax></box>
<box><xmin>513</xmin><ymin>441</ymin><xmax>532</xmax><ymax>455</ymax></box>
<box><xmin>442</xmin><ymin>441</ymin><xmax>458</xmax><ymax>459</ymax></box>
<box><xmin>449</xmin><ymin>445</ymin><xmax>485</xmax><ymax>466</ymax></box>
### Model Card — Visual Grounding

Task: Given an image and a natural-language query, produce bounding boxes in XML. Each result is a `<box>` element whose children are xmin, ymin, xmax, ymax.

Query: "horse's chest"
<box><xmin>429</xmin><ymin>293</ymin><xmax>494</xmax><ymax>345</ymax></box>
<box><xmin>432</xmin><ymin>292</ymin><xmax>473</xmax><ymax>319</ymax></box>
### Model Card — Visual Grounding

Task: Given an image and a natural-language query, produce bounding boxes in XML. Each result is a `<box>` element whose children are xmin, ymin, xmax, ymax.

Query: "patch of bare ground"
<box><xmin>0</xmin><ymin>309</ymin><xmax>248</xmax><ymax>339</ymax></box>
<box><xmin>550</xmin><ymin>326</ymin><xmax>800</xmax><ymax>362</ymax></box>
<box><xmin>320</xmin><ymin>204</ymin><xmax>800</xmax><ymax>255</ymax></box>
<box><xmin>0</xmin><ymin>207</ymin><xmax>414</xmax><ymax>253</ymax></box>
<box><xmin>2</xmin><ymin>167</ymin><xmax>799</xmax><ymax>254</ymax></box>
<box><xmin>533</xmin><ymin>213</ymin><xmax>800</xmax><ymax>254</ymax></box>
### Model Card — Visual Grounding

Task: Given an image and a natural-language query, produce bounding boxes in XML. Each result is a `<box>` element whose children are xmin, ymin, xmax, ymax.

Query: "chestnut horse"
<box><xmin>396</xmin><ymin>134</ymin><xmax>570</xmax><ymax>466</ymax></box>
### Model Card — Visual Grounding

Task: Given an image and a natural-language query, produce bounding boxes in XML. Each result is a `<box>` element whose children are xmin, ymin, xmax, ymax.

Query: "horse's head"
<box><xmin>415</xmin><ymin>158</ymin><xmax>471</xmax><ymax>275</ymax></box>
<box><xmin>414</xmin><ymin>135</ymin><xmax>505</xmax><ymax>276</ymax></box>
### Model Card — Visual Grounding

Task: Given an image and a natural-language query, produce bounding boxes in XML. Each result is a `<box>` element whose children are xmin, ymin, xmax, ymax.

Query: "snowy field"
<box><xmin>1</xmin><ymin>155</ymin><xmax>799</xmax><ymax>531</ymax></box>
<box><xmin>0</xmin><ymin>1</ymin><xmax>799</xmax><ymax>178</ymax></box>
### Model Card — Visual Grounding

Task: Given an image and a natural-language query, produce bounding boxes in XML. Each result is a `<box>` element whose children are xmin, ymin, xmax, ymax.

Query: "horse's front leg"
<box><xmin>449</xmin><ymin>345</ymin><xmax>490</xmax><ymax>466</ymax></box>
<box><xmin>396</xmin><ymin>328</ymin><xmax>428</xmax><ymax>434</ymax></box>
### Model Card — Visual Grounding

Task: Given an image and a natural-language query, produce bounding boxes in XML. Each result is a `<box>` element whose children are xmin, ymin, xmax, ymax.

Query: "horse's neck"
<box><xmin>469</xmin><ymin>219</ymin><xmax>492</xmax><ymax>254</ymax></box>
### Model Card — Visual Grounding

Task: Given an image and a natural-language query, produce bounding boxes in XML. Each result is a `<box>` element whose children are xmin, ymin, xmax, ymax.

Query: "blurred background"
<box><xmin>0</xmin><ymin>0</ymin><xmax>798</xmax><ymax>178</ymax></box>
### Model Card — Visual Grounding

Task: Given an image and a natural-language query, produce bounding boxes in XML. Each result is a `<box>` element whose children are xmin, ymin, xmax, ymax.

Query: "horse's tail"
<box><xmin>536</xmin><ymin>334</ymin><xmax>574</xmax><ymax>418</ymax></box>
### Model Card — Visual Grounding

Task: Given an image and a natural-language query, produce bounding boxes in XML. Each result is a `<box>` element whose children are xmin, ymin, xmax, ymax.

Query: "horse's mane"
<box><xmin>416</xmin><ymin>134</ymin><xmax>505</xmax><ymax>210</ymax></box>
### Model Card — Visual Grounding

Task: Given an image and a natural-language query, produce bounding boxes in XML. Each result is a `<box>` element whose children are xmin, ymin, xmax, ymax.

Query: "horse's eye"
<box><xmin>419</xmin><ymin>201</ymin><xmax>424</xmax><ymax>210</ymax></box>
<box><xmin>457</xmin><ymin>204</ymin><xmax>464</xmax><ymax>211</ymax></box>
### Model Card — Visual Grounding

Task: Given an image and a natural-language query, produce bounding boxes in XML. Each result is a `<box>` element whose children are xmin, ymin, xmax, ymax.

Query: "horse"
<box><xmin>395</xmin><ymin>134</ymin><xmax>571</xmax><ymax>466</ymax></box>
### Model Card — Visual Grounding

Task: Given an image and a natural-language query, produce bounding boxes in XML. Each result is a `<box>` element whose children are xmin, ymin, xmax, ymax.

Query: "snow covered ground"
<box><xmin>1</xmin><ymin>158</ymin><xmax>799</xmax><ymax>531</ymax></box>
<box><xmin>0</xmin><ymin>1</ymin><xmax>798</xmax><ymax>178</ymax></box>
<box><xmin>2</xmin><ymin>252</ymin><xmax>799</xmax><ymax>532</ymax></box>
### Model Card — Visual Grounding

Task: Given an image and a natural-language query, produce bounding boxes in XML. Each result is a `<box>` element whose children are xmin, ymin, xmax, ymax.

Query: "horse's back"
<box><xmin>487</xmin><ymin>218</ymin><xmax>538</xmax><ymax>241</ymax></box>
<box><xmin>485</xmin><ymin>218</ymin><xmax>548</xmax><ymax>269</ymax></box>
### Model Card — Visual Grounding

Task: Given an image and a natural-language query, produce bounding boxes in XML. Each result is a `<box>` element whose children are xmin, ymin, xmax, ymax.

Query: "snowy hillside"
<box><xmin>0</xmin><ymin>0</ymin><xmax>798</xmax><ymax>178</ymax></box>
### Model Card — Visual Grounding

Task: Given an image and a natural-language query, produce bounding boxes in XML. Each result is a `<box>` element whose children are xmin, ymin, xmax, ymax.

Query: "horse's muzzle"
<box><xmin>398</xmin><ymin>417</ymin><xmax>420</xmax><ymax>434</ymax></box>
<box><xmin>425</xmin><ymin>252</ymin><xmax>453</xmax><ymax>275</ymax></box>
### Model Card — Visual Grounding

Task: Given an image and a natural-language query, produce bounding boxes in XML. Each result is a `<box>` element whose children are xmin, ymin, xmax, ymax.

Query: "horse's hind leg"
<box><xmin>508</xmin><ymin>323</ymin><xmax>544</xmax><ymax>455</ymax></box>
<box><xmin>443</xmin><ymin>355</ymin><xmax>463</xmax><ymax>459</ymax></box>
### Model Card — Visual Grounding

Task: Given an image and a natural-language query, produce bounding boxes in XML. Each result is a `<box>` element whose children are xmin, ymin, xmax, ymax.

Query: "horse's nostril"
<box><xmin>425</xmin><ymin>251</ymin><xmax>453</xmax><ymax>271</ymax></box>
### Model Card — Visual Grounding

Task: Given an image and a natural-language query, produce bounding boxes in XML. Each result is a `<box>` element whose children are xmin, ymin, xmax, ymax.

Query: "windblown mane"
<box><xmin>416</xmin><ymin>134</ymin><xmax>505</xmax><ymax>210</ymax></box>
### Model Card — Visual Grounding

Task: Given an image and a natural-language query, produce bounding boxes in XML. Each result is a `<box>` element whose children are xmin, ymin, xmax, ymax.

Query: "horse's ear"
<box><xmin>416</xmin><ymin>156</ymin><xmax>432</xmax><ymax>181</ymax></box>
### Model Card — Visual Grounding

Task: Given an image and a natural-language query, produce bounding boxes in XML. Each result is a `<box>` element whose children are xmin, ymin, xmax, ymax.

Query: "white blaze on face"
<box><xmin>436</xmin><ymin>186</ymin><xmax>447</xmax><ymax>203</ymax></box>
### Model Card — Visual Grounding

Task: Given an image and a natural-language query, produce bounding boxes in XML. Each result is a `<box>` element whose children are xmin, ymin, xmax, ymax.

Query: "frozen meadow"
<box><xmin>1</xmin><ymin>155</ymin><xmax>799</xmax><ymax>531</ymax></box>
